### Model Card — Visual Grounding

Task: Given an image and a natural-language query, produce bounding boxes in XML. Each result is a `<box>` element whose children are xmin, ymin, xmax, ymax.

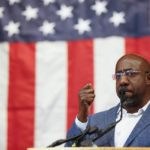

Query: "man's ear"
<box><xmin>146</xmin><ymin>72</ymin><xmax>150</xmax><ymax>85</ymax></box>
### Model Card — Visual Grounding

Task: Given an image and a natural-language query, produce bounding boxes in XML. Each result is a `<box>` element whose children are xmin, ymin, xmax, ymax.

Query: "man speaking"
<box><xmin>65</xmin><ymin>53</ymin><xmax>150</xmax><ymax>147</ymax></box>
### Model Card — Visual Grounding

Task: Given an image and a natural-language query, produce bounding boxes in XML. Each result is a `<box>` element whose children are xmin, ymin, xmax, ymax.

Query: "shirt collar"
<box><xmin>117</xmin><ymin>100</ymin><xmax>150</xmax><ymax>117</ymax></box>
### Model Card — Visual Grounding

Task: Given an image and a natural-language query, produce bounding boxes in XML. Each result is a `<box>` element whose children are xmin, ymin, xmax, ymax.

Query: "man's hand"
<box><xmin>78</xmin><ymin>83</ymin><xmax>95</xmax><ymax>122</ymax></box>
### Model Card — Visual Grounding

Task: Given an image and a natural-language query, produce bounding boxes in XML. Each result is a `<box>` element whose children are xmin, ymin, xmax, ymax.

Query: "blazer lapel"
<box><xmin>124</xmin><ymin>104</ymin><xmax>150</xmax><ymax>146</ymax></box>
<box><xmin>94</xmin><ymin>104</ymin><xmax>120</xmax><ymax>147</ymax></box>
<box><xmin>107</xmin><ymin>105</ymin><xmax>120</xmax><ymax>146</ymax></box>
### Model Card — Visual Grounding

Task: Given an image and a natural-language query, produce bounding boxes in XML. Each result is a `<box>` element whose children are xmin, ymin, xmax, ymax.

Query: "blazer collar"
<box><xmin>124</xmin><ymin>102</ymin><xmax>150</xmax><ymax>146</ymax></box>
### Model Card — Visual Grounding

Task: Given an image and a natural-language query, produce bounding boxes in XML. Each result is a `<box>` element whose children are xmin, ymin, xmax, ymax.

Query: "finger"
<box><xmin>82</xmin><ymin>83</ymin><xmax>92</xmax><ymax>89</ymax></box>
<box><xmin>79</xmin><ymin>90</ymin><xmax>95</xmax><ymax>98</ymax></box>
<box><xmin>80</xmin><ymin>94</ymin><xmax>95</xmax><ymax>102</ymax></box>
<box><xmin>83</xmin><ymin>89</ymin><xmax>94</xmax><ymax>94</ymax></box>
<box><xmin>79</xmin><ymin>89</ymin><xmax>94</xmax><ymax>96</ymax></box>
<box><xmin>83</xmin><ymin>98</ymin><xmax>94</xmax><ymax>105</ymax></box>
<box><xmin>80</xmin><ymin>93</ymin><xmax>95</xmax><ymax>98</ymax></box>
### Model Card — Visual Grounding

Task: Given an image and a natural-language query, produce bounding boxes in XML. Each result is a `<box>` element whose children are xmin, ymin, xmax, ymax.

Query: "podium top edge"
<box><xmin>27</xmin><ymin>147</ymin><xmax>150</xmax><ymax>150</ymax></box>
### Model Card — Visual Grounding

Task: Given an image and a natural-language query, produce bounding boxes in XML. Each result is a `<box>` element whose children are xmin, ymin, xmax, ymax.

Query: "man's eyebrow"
<box><xmin>116</xmin><ymin>68</ymin><xmax>132</xmax><ymax>73</ymax></box>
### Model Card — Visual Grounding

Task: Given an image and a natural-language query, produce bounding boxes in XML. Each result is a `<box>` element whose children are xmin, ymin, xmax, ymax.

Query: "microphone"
<box><xmin>119</xmin><ymin>87</ymin><xmax>127</xmax><ymax>105</ymax></box>
<box><xmin>119</xmin><ymin>87</ymin><xmax>135</xmax><ymax>106</ymax></box>
<box><xmin>47</xmin><ymin>126</ymin><xmax>98</xmax><ymax>147</ymax></box>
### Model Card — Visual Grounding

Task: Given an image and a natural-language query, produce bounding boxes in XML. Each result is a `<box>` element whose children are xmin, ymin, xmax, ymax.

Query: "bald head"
<box><xmin>115</xmin><ymin>53</ymin><xmax>150</xmax><ymax>113</ymax></box>
<box><xmin>116</xmin><ymin>54</ymin><xmax>150</xmax><ymax>72</ymax></box>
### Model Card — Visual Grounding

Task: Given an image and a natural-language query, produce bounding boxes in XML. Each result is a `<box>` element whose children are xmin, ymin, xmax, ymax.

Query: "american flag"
<box><xmin>0</xmin><ymin>0</ymin><xmax>150</xmax><ymax>150</ymax></box>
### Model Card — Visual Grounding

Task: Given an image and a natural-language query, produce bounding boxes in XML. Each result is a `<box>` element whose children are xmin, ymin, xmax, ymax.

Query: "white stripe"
<box><xmin>35</xmin><ymin>41</ymin><xmax>67</xmax><ymax>147</ymax></box>
<box><xmin>94</xmin><ymin>37</ymin><xmax>125</xmax><ymax>113</ymax></box>
<box><xmin>0</xmin><ymin>42</ymin><xmax>9</xmax><ymax>150</ymax></box>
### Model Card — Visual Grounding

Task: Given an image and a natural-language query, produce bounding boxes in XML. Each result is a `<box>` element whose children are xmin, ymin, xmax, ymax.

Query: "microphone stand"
<box><xmin>47</xmin><ymin>126</ymin><xmax>98</xmax><ymax>147</ymax></box>
<box><xmin>78</xmin><ymin>107</ymin><xmax>123</xmax><ymax>146</ymax></box>
<box><xmin>48</xmin><ymin>87</ymin><xmax>126</xmax><ymax>147</ymax></box>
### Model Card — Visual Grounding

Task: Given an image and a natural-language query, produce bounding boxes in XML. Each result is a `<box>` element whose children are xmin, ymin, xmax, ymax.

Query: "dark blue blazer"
<box><xmin>65</xmin><ymin>104</ymin><xmax>150</xmax><ymax>147</ymax></box>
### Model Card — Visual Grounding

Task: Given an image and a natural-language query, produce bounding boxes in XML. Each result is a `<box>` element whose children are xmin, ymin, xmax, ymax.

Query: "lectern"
<box><xmin>27</xmin><ymin>147</ymin><xmax>150</xmax><ymax>150</ymax></box>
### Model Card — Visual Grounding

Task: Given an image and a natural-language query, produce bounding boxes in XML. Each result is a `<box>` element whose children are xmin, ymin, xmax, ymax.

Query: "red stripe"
<box><xmin>125</xmin><ymin>36</ymin><xmax>150</xmax><ymax>62</ymax></box>
<box><xmin>67</xmin><ymin>39</ymin><xmax>94</xmax><ymax>130</ymax></box>
<box><xmin>7</xmin><ymin>43</ymin><xmax>35</xmax><ymax>150</ymax></box>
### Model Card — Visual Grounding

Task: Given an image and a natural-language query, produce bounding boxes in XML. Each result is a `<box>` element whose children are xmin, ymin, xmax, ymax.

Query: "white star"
<box><xmin>42</xmin><ymin>0</ymin><xmax>55</xmax><ymax>6</ymax></box>
<box><xmin>4</xmin><ymin>21</ymin><xmax>20</xmax><ymax>37</ymax></box>
<box><xmin>7</xmin><ymin>0</ymin><xmax>20</xmax><ymax>5</ymax></box>
<box><xmin>91</xmin><ymin>1</ymin><xmax>107</xmax><ymax>15</ymax></box>
<box><xmin>22</xmin><ymin>6</ymin><xmax>38</xmax><ymax>21</ymax></box>
<box><xmin>109</xmin><ymin>11</ymin><xmax>126</xmax><ymax>27</ymax></box>
<box><xmin>57</xmin><ymin>5</ymin><xmax>73</xmax><ymax>20</ymax></box>
<box><xmin>74</xmin><ymin>18</ymin><xmax>91</xmax><ymax>34</ymax></box>
<box><xmin>39</xmin><ymin>21</ymin><xmax>55</xmax><ymax>35</ymax></box>
<box><xmin>0</xmin><ymin>7</ymin><xmax>4</xmax><ymax>18</ymax></box>
<box><xmin>78</xmin><ymin>0</ymin><xmax>85</xmax><ymax>3</ymax></box>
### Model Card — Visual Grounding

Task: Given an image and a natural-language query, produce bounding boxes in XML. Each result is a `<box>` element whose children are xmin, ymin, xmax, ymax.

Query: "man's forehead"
<box><xmin>116</xmin><ymin>57</ymin><xmax>142</xmax><ymax>72</ymax></box>
<box><xmin>115</xmin><ymin>54</ymin><xmax>150</xmax><ymax>72</ymax></box>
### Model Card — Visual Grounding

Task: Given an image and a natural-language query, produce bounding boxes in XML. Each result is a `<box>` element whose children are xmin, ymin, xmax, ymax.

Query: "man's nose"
<box><xmin>119</xmin><ymin>75</ymin><xmax>129</xmax><ymax>86</ymax></box>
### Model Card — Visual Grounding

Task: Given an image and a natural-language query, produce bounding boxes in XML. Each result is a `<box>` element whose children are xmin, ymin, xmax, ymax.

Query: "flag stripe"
<box><xmin>67</xmin><ymin>39</ymin><xmax>94</xmax><ymax>130</ymax></box>
<box><xmin>0</xmin><ymin>43</ymin><xmax>9</xmax><ymax>150</ymax></box>
<box><xmin>125</xmin><ymin>37</ymin><xmax>150</xmax><ymax>62</ymax></box>
<box><xmin>35</xmin><ymin>41</ymin><xmax>67</xmax><ymax>147</ymax></box>
<box><xmin>94</xmin><ymin>37</ymin><xmax>125</xmax><ymax>113</ymax></box>
<box><xmin>1</xmin><ymin>37</ymin><xmax>150</xmax><ymax>150</ymax></box>
<box><xmin>7</xmin><ymin>43</ymin><xmax>35</xmax><ymax>150</ymax></box>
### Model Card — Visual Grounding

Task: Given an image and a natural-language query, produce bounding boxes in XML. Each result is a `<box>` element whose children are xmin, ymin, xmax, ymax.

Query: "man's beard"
<box><xmin>122</xmin><ymin>97</ymin><xmax>136</xmax><ymax>107</ymax></box>
<box><xmin>121</xmin><ymin>96</ymin><xmax>140</xmax><ymax>108</ymax></box>
<box><xmin>119</xmin><ymin>87</ymin><xmax>141</xmax><ymax>108</ymax></box>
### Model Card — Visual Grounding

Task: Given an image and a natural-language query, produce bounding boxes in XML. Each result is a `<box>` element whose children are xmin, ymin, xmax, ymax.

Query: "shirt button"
<box><xmin>117</xmin><ymin>132</ymin><xmax>120</xmax><ymax>136</ymax></box>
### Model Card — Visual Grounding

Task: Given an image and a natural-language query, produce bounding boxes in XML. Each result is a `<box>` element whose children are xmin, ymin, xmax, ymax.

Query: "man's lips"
<box><xmin>124</xmin><ymin>91</ymin><xmax>133</xmax><ymax>97</ymax></box>
<box><xmin>119</xmin><ymin>89</ymin><xmax>133</xmax><ymax>97</ymax></box>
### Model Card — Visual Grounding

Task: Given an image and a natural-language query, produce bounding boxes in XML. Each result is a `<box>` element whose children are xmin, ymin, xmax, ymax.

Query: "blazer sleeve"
<box><xmin>65</xmin><ymin>117</ymin><xmax>96</xmax><ymax>147</ymax></box>
<box><xmin>65</xmin><ymin>120</ymin><xmax>83</xmax><ymax>147</ymax></box>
